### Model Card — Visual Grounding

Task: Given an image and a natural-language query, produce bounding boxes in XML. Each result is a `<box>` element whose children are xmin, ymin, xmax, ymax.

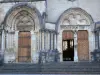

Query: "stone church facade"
<box><xmin>0</xmin><ymin>0</ymin><xmax>99</xmax><ymax>63</ymax></box>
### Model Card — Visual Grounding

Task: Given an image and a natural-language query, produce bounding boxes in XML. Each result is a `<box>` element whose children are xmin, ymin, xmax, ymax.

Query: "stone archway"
<box><xmin>57</xmin><ymin>8</ymin><xmax>94</xmax><ymax>62</ymax></box>
<box><xmin>3</xmin><ymin>4</ymin><xmax>42</xmax><ymax>63</ymax></box>
<box><xmin>13</xmin><ymin>10</ymin><xmax>36</xmax><ymax>62</ymax></box>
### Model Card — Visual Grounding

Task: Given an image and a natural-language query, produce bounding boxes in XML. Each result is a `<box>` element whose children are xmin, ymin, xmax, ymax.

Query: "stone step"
<box><xmin>0</xmin><ymin>62</ymin><xmax>100</xmax><ymax>74</ymax></box>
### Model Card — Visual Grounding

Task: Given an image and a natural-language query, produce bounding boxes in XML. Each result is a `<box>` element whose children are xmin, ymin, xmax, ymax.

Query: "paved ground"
<box><xmin>0</xmin><ymin>74</ymin><xmax>100</xmax><ymax>75</ymax></box>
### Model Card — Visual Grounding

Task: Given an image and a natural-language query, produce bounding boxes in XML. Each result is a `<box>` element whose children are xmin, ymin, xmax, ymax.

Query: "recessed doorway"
<box><xmin>62</xmin><ymin>30</ymin><xmax>74</xmax><ymax>61</ymax></box>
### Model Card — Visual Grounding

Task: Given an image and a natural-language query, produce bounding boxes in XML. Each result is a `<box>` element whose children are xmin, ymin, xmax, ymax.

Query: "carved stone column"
<box><xmin>50</xmin><ymin>32</ymin><xmax>51</xmax><ymax>50</ymax></box>
<box><xmin>15</xmin><ymin>31</ymin><xmax>19</xmax><ymax>62</ymax></box>
<box><xmin>54</xmin><ymin>34</ymin><xmax>57</xmax><ymax>49</ymax></box>
<box><xmin>46</xmin><ymin>32</ymin><xmax>49</xmax><ymax>50</ymax></box>
<box><xmin>1</xmin><ymin>30</ymin><xmax>5</xmax><ymax>63</ymax></box>
<box><xmin>53</xmin><ymin>33</ymin><xmax>55</xmax><ymax>50</ymax></box>
<box><xmin>74</xmin><ymin>31</ymin><xmax>78</xmax><ymax>62</ymax></box>
<box><xmin>51</xmin><ymin>32</ymin><xmax>53</xmax><ymax>50</ymax></box>
<box><xmin>44</xmin><ymin>32</ymin><xmax>46</xmax><ymax>50</ymax></box>
<box><xmin>1</xmin><ymin>30</ymin><xmax>5</xmax><ymax>54</ymax></box>
<box><xmin>41</xmin><ymin>31</ymin><xmax>42</xmax><ymax>50</ymax></box>
<box><xmin>39</xmin><ymin>31</ymin><xmax>41</xmax><ymax>50</ymax></box>
<box><xmin>42</xmin><ymin>31</ymin><xmax>45</xmax><ymax>50</ymax></box>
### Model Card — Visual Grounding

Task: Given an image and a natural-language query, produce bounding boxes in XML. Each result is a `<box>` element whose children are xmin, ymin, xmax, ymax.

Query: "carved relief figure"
<box><xmin>62</xmin><ymin>11</ymin><xmax>89</xmax><ymax>25</ymax></box>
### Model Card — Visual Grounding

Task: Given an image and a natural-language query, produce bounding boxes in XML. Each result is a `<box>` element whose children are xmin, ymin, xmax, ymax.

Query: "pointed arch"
<box><xmin>3</xmin><ymin>3</ymin><xmax>43</xmax><ymax>31</ymax></box>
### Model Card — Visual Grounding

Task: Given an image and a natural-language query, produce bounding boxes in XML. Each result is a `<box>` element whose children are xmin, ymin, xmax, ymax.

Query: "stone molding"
<box><xmin>3</xmin><ymin>3</ymin><xmax>43</xmax><ymax>31</ymax></box>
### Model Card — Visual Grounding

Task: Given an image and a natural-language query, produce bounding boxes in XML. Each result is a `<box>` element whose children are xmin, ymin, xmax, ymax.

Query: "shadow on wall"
<box><xmin>0</xmin><ymin>50</ymin><xmax>4</xmax><ymax>65</ymax></box>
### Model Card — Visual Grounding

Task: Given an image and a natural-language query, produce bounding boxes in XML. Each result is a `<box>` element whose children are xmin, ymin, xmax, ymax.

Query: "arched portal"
<box><xmin>57</xmin><ymin>8</ymin><xmax>94</xmax><ymax>62</ymax></box>
<box><xmin>3</xmin><ymin>4</ymin><xmax>42</xmax><ymax>63</ymax></box>
<box><xmin>14</xmin><ymin>10</ymin><xmax>36</xmax><ymax>62</ymax></box>
<box><xmin>4</xmin><ymin>4</ymin><xmax>42</xmax><ymax>31</ymax></box>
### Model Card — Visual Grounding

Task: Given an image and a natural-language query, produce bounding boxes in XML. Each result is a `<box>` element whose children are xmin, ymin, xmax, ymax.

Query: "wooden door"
<box><xmin>18</xmin><ymin>32</ymin><xmax>31</xmax><ymax>62</ymax></box>
<box><xmin>62</xmin><ymin>30</ymin><xmax>74</xmax><ymax>40</ymax></box>
<box><xmin>77</xmin><ymin>30</ymin><xmax>89</xmax><ymax>61</ymax></box>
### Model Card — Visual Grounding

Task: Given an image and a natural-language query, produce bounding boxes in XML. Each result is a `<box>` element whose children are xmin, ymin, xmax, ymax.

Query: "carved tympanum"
<box><xmin>62</xmin><ymin>12</ymin><xmax>89</xmax><ymax>25</ymax></box>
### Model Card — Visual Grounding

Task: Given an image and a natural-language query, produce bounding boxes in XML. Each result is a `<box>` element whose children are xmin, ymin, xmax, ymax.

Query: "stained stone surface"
<box><xmin>39</xmin><ymin>49</ymin><xmax>60</xmax><ymax>63</ymax></box>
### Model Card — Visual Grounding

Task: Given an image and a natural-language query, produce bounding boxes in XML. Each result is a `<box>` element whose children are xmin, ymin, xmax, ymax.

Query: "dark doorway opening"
<box><xmin>63</xmin><ymin>39</ymin><xmax>74</xmax><ymax>61</ymax></box>
<box><xmin>62</xmin><ymin>30</ymin><xmax>74</xmax><ymax>61</ymax></box>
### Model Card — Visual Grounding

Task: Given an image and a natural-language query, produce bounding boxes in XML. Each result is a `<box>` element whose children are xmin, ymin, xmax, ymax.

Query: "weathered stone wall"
<box><xmin>45</xmin><ymin>23</ymin><xmax>55</xmax><ymax>30</ymax></box>
<box><xmin>0</xmin><ymin>1</ymin><xmax>45</xmax><ymax>63</ymax></box>
<box><xmin>0</xmin><ymin>0</ymin><xmax>99</xmax><ymax>63</ymax></box>
<box><xmin>0</xmin><ymin>1</ymin><xmax>45</xmax><ymax>24</ymax></box>
<box><xmin>46</xmin><ymin>0</ymin><xmax>98</xmax><ymax>61</ymax></box>
<box><xmin>56</xmin><ymin>7</ymin><xmax>95</xmax><ymax>62</ymax></box>
<box><xmin>47</xmin><ymin>0</ymin><xmax>100</xmax><ymax>23</ymax></box>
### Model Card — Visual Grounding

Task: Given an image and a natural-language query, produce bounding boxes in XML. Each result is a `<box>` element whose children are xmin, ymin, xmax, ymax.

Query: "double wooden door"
<box><xmin>18</xmin><ymin>32</ymin><xmax>31</xmax><ymax>62</ymax></box>
<box><xmin>62</xmin><ymin>30</ymin><xmax>89</xmax><ymax>61</ymax></box>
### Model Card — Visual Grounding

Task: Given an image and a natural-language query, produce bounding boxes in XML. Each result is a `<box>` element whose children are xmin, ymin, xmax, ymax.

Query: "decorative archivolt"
<box><xmin>59</xmin><ymin>8</ymin><xmax>93</xmax><ymax>26</ymax></box>
<box><xmin>5</xmin><ymin>5</ymin><xmax>41</xmax><ymax>31</ymax></box>
<box><xmin>0</xmin><ymin>8</ymin><xmax>4</xmax><ymax>24</ymax></box>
